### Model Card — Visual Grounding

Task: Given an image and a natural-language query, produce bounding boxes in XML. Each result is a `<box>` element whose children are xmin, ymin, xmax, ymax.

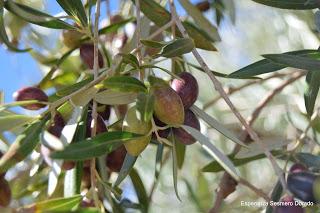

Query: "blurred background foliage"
<box><xmin>1</xmin><ymin>0</ymin><xmax>320</xmax><ymax>212</ymax></box>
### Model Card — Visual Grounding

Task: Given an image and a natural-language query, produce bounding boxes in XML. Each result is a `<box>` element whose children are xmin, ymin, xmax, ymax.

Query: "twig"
<box><xmin>210</xmin><ymin>71</ymin><xmax>305</xmax><ymax>212</ymax></box>
<box><xmin>168</xmin><ymin>1</ymin><xmax>287</xmax><ymax>192</ymax></box>
<box><xmin>203</xmin><ymin>73</ymin><xmax>287</xmax><ymax>110</ymax></box>
<box><xmin>90</xmin><ymin>0</ymin><xmax>101</xmax><ymax>209</ymax></box>
<box><xmin>135</xmin><ymin>0</ymin><xmax>144</xmax><ymax>80</ymax></box>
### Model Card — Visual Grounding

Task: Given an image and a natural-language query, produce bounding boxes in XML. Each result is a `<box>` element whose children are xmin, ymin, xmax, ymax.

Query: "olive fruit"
<box><xmin>80</xmin><ymin>43</ymin><xmax>104</xmax><ymax>69</ymax></box>
<box><xmin>152</xmin><ymin>84</ymin><xmax>184</xmax><ymax>126</ymax></box>
<box><xmin>290</xmin><ymin>163</ymin><xmax>307</xmax><ymax>174</ymax></box>
<box><xmin>48</xmin><ymin>112</ymin><xmax>65</xmax><ymax>138</ymax></box>
<box><xmin>123</xmin><ymin>106</ymin><xmax>152</xmax><ymax>156</ymax></box>
<box><xmin>13</xmin><ymin>87</ymin><xmax>48</xmax><ymax>110</ymax></box>
<box><xmin>0</xmin><ymin>178</ymin><xmax>11</xmax><ymax>207</ymax></box>
<box><xmin>62</xmin><ymin>29</ymin><xmax>83</xmax><ymax>48</ymax></box>
<box><xmin>274</xmin><ymin>196</ymin><xmax>304</xmax><ymax>213</ymax></box>
<box><xmin>173</xmin><ymin>109</ymin><xmax>200</xmax><ymax>145</ymax></box>
<box><xmin>61</xmin><ymin>161</ymin><xmax>76</xmax><ymax>170</ymax></box>
<box><xmin>287</xmin><ymin>172</ymin><xmax>318</xmax><ymax>202</ymax></box>
<box><xmin>106</xmin><ymin>145</ymin><xmax>127</xmax><ymax>172</ymax></box>
<box><xmin>110</xmin><ymin>15</ymin><xmax>123</xmax><ymax>24</ymax></box>
<box><xmin>86</xmin><ymin>113</ymin><xmax>107</xmax><ymax>138</ymax></box>
<box><xmin>196</xmin><ymin>1</ymin><xmax>210</xmax><ymax>12</ymax></box>
<box><xmin>152</xmin><ymin>116</ymin><xmax>170</xmax><ymax>139</ymax></box>
<box><xmin>97</xmin><ymin>104</ymin><xmax>111</xmax><ymax>121</ymax></box>
<box><xmin>171</xmin><ymin>72</ymin><xmax>199</xmax><ymax>109</ymax></box>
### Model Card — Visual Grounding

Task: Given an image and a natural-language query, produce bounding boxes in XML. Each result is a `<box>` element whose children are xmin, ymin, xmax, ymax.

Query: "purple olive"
<box><xmin>106</xmin><ymin>145</ymin><xmax>127</xmax><ymax>172</ymax></box>
<box><xmin>171</xmin><ymin>72</ymin><xmax>199</xmax><ymax>109</ymax></box>
<box><xmin>196</xmin><ymin>1</ymin><xmax>210</xmax><ymax>12</ymax></box>
<box><xmin>173</xmin><ymin>109</ymin><xmax>200</xmax><ymax>145</ymax></box>
<box><xmin>0</xmin><ymin>178</ymin><xmax>11</xmax><ymax>207</ymax></box>
<box><xmin>86</xmin><ymin>113</ymin><xmax>107</xmax><ymax>137</ymax></box>
<box><xmin>290</xmin><ymin>163</ymin><xmax>307</xmax><ymax>174</ymax></box>
<box><xmin>13</xmin><ymin>87</ymin><xmax>48</xmax><ymax>110</ymax></box>
<box><xmin>48</xmin><ymin>112</ymin><xmax>65</xmax><ymax>138</ymax></box>
<box><xmin>152</xmin><ymin>116</ymin><xmax>170</xmax><ymax>139</ymax></box>
<box><xmin>287</xmin><ymin>172</ymin><xmax>317</xmax><ymax>202</ymax></box>
<box><xmin>274</xmin><ymin>196</ymin><xmax>304</xmax><ymax>213</ymax></box>
<box><xmin>80</xmin><ymin>43</ymin><xmax>104</xmax><ymax>69</ymax></box>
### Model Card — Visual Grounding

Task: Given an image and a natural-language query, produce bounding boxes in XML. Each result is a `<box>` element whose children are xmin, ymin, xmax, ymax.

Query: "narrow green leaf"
<box><xmin>94</xmin><ymin>90</ymin><xmax>137</xmax><ymax>105</ymax></box>
<box><xmin>57</xmin><ymin>0</ymin><xmax>88</xmax><ymax>27</ymax></box>
<box><xmin>181</xmin><ymin>125</ymin><xmax>240</xmax><ymax>180</ymax></box>
<box><xmin>175</xmin><ymin>137</ymin><xmax>186</xmax><ymax>169</ymax></box>
<box><xmin>191</xmin><ymin>105</ymin><xmax>247</xmax><ymax>147</ymax></box>
<box><xmin>304</xmin><ymin>71</ymin><xmax>320</xmax><ymax>116</ymax></box>
<box><xmin>24</xmin><ymin>195</ymin><xmax>82</xmax><ymax>212</ymax></box>
<box><xmin>178</xmin><ymin>0</ymin><xmax>220</xmax><ymax>41</ymax></box>
<box><xmin>4</xmin><ymin>1</ymin><xmax>75</xmax><ymax>29</ymax></box>
<box><xmin>263</xmin><ymin>53</ymin><xmax>320</xmax><ymax>71</ymax></box>
<box><xmin>0</xmin><ymin>116</ymin><xmax>48</xmax><ymax>173</ymax></box>
<box><xmin>118</xmin><ymin>53</ymin><xmax>140</xmax><ymax>69</ymax></box>
<box><xmin>114</xmin><ymin>154</ymin><xmax>137</xmax><ymax>186</ymax></box>
<box><xmin>229</xmin><ymin>50</ymin><xmax>320</xmax><ymax>78</ymax></box>
<box><xmin>136</xmin><ymin>92</ymin><xmax>155</xmax><ymax>122</ymax></box>
<box><xmin>99</xmin><ymin>17</ymin><xmax>135</xmax><ymax>35</ymax></box>
<box><xmin>158</xmin><ymin>38</ymin><xmax>195</xmax><ymax>58</ymax></box>
<box><xmin>171</xmin><ymin>133</ymin><xmax>181</xmax><ymax>201</ymax></box>
<box><xmin>0</xmin><ymin>1</ymin><xmax>30</xmax><ymax>52</ymax></box>
<box><xmin>0</xmin><ymin>114</ymin><xmax>36</xmax><ymax>133</ymax></box>
<box><xmin>202</xmin><ymin>150</ymin><xmax>284</xmax><ymax>173</ymax></box>
<box><xmin>265</xmin><ymin>180</ymin><xmax>283</xmax><ymax>213</ymax></box>
<box><xmin>70</xmin><ymin>86</ymin><xmax>98</xmax><ymax>107</ymax></box>
<box><xmin>134</xmin><ymin>0</ymin><xmax>217</xmax><ymax>51</ymax></box>
<box><xmin>56</xmin><ymin>77</ymin><xmax>93</xmax><ymax>97</ymax></box>
<box><xmin>155</xmin><ymin>143</ymin><xmax>164</xmax><ymax>179</ymax></box>
<box><xmin>102</xmin><ymin>76</ymin><xmax>147</xmax><ymax>93</ymax></box>
<box><xmin>51</xmin><ymin>131</ymin><xmax>141</xmax><ymax>160</ymax></box>
<box><xmin>140</xmin><ymin>39</ymin><xmax>167</xmax><ymax>48</ymax></box>
<box><xmin>130</xmin><ymin>169</ymin><xmax>149</xmax><ymax>213</ymax></box>
<box><xmin>251</xmin><ymin>0</ymin><xmax>319</xmax><ymax>9</ymax></box>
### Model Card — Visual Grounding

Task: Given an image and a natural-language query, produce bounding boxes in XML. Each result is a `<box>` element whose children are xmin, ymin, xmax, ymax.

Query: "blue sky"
<box><xmin>0</xmin><ymin>0</ymin><xmax>187</xmax><ymax>103</ymax></box>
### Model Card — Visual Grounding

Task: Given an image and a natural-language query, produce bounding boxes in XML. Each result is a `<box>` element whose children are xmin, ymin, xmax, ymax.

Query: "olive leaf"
<box><xmin>102</xmin><ymin>76</ymin><xmax>147</xmax><ymax>93</ymax></box>
<box><xmin>136</xmin><ymin>92</ymin><xmax>155</xmax><ymax>123</ymax></box>
<box><xmin>157</xmin><ymin>38</ymin><xmax>195</xmax><ymax>58</ymax></box>
<box><xmin>57</xmin><ymin>0</ymin><xmax>88</xmax><ymax>27</ymax></box>
<box><xmin>114</xmin><ymin>154</ymin><xmax>137</xmax><ymax>186</ymax></box>
<box><xmin>304</xmin><ymin>71</ymin><xmax>320</xmax><ymax>116</ymax></box>
<box><xmin>94</xmin><ymin>90</ymin><xmax>137</xmax><ymax>105</ymax></box>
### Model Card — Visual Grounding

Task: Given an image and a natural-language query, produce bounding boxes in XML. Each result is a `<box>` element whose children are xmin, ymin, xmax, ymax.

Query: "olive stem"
<box><xmin>150</xmin><ymin>117</ymin><xmax>173</xmax><ymax>146</ymax></box>
<box><xmin>90</xmin><ymin>0</ymin><xmax>102</xmax><ymax>209</ymax></box>
<box><xmin>168</xmin><ymin>0</ymin><xmax>287</xmax><ymax>194</ymax></box>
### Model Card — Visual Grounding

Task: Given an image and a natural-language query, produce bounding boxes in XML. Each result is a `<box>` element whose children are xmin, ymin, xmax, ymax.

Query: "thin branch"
<box><xmin>210</xmin><ymin>71</ymin><xmax>305</xmax><ymax>212</ymax></box>
<box><xmin>203</xmin><ymin>73</ymin><xmax>287</xmax><ymax>110</ymax></box>
<box><xmin>168</xmin><ymin>1</ymin><xmax>287</xmax><ymax>192</ymax></box>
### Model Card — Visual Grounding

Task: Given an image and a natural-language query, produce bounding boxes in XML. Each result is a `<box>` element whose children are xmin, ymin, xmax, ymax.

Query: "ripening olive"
<box><xmin>171</xmin><ymin>72</ymin><xmax>199</xmax><ymax>109</ymax></box>
<box><xmin>106</xmin><ymin>145</ymin><xmax>127</xmax><ymax>172</ymax></box>
<box><xmin>173</xmin><ymin>109</ymin><xmax>200</xmax><ymax>145</ymax></box>
<box><xmin>13</xmin><ymin>87</ymin><xmax>48</xmax><ymax>110</ymax></box>
<box><xmin>62</xmin><ymin>29</ymin><xmax>83</xmax><ymax>48</ymax></box>
<box><xmin>0</xmin><ymin>178</ymin><xmax>11</xmax><ymax>207</ymax></box>
<box><xmin>152</xmin><ymin>84</ymin><xmax>184</xmax><ymax>126</ymax></box>
<box><xmin>274</xmin><ymin>196</ymin><xmax>304</xmax><ymax>213</ymax></box>
<box><xmin>287</xmin><ymin>172</ymin><xmax>317</xmax><ymax>202</ymax></box>
<box><xmin>123</xmin><ymin>106</ymin><xmax>152</xmax><ymax>156</ymax></box>
<box><xmin>80</xmin><ymin>43</ymin><xmax>104</xmax><ymax>69</ymax></box>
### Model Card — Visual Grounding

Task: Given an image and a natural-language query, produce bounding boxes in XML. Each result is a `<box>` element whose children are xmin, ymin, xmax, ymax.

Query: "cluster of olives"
<box><xmin>123</xmin><ymin>72</ymin><xmax>200</xmax><ymax>156</ymax></box>
<box><xmin>275</xmin><ymin>163</ymin><xmax>319</xmax><ymax>212</ymax></box>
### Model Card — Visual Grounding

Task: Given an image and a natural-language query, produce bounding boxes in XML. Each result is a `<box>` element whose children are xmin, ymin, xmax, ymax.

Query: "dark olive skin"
<box><xmin>97</xmin><ymin>105</ymin><xmax>111</xmax><ymax>121</ymax></box>
<box><xmin>290</xmin><ymin>163</ymin><xmax>307</xmax><ymax>174</ymax></box>
<box><xmin>171</xmin><ymin>72</ymin><xmax>199</xmax><ymax>109</ymax></box>
<box><xmin>86</xmin><ymin>113</ymin><xmax>107</xmax><ymax>138</ymax></box>
<box><xmin>80</xmin><ymin>43</ymin><xmax>104</xmax><ymax>69</ymax></box>
<box><xmin>152</xmin><ymin>116</ymin><xmax>170</xmax><ymax>139</ymax></box>
<box><xmin>0</xmin><ymin>178</ymin><xmax>11</xmax><ymax>207</ymax></box>
<box><xmin>274</xmin><ymin>196</ymin><xmax>304</xmax><ymax>213</ymax></box>
<box><xmin>287</xmin><ymin>172</ymin><xmax>317</xmax><ymax>202</ymax></box>
<box><xmin>173</xmin><ymin>110</ymin><xmax>200</xmax><ymax>145</ymax></box>
<box><xmin>13</xmin><ymin>87</ymin><xmax>48</xmax><ymax>110</ymax></box>
<box><xmin>106</xmin><ymin>145</ymin><xmax>127</xmax><ymax>172</ymax></box>
<box><xmin>196</xmin><ymin>1</ymin><xmax>210</xmax><ymax>12</ymax></box>
<box><xmin>48</xmin><ymin>112</ymin><xmax>65</xmax><ymax>138</ymax></box>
